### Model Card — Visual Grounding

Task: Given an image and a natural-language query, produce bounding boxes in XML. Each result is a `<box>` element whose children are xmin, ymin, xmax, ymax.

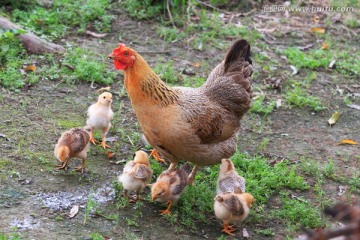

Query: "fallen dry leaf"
<box><xmin>338</xmin><ymin>186</ymin><xmax>347</xmax><ymax>196</ymax></box>
<box><xmin>242</xmin><ymin>228</ymin><xmax>250</xmax><ymax>238</ymax></box>
<box><xmin>25</xmin><ymin>65</ymin><xmax>36</xmax><ymax>72</ymax></box>
<box><xmin>321</xmin><ymin>42</ymin><xmax>329</xmax><ymax>50</ymax></box>
<box><xmin>86</xmin><ymin>30</ymin><xmax>107</xmax><ymax>38</ymax></box>
<box><xmin>96</xmin><ymin>87</ymin><xmax>111</xmax><ymax>93</ymax></box>
<box><xmin>328</xmin><ymin>111</ymin><xmax>340</xmax><ymax>126</ymax></box>
<box><xmin>329</xmin><ymin>60</ymin><xmax>336</xmax><ymax>69</ymax></box>
<box><xmin>311</xmin><ymin>27</ymin><xmax>326</xmax><ymax>34</ymax></box>
<box><xmin>290</xmin><ymin>65</ymin><xmax>298</xmax><ymax>75</ymax></box>
<box><xmin>347</xmin><ymin>104</ymin><xmax>360</xmax><ymax>110</ymax></box>
<box><xmin>338</xmin><ymin>139</ymin><xmax>357</xmax><ymax>145</ymax></box>
<box><xmin>68</xmin><ymin>205</ymin><xmax>79</xmax><ymax>218</ymax></box>
<box><xmin>106</xmin><ymin>152</ymin><xmax>115</xmax><ymax>159</ymax></box>
<box><xmin>192</xmin><ymin>62</ymin><xmax>201</xmax><ymax>67</ymax></box>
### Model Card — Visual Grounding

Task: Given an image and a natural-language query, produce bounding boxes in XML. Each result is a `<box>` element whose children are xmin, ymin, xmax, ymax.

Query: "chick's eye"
<box><xmin>103</xmin><ymin>96</ymin><xmax>106</xmax><ymax>99</ymax></box>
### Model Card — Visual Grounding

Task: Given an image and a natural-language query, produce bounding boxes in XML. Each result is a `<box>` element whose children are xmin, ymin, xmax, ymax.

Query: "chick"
<box><xmin>214</xmin><ymin>188</ymin><xmax>254</xmax><ymax>236</ymax></box>
<box><xmin>151</xmin><ymin>163</ymin><xmax>190</xmax><ymax>215</ymax></box>
<box><xmin>118</xmin><ymin>150</ymin><xmax>153</xmax><ymax>202</ymax></box>
<box><xmin>54</xmin><ymin>126</ymin><xmax>91</xmax><ymax>173</ymax></box>
<box><xmin>217</xmin><ymin>158</ymin><xmax>246</xmax><ymax>195</ymax></box>
<box><xmin>86</xmin><ymin>92</ymin><xmax>114</xmax><ymax>149</ymax></box>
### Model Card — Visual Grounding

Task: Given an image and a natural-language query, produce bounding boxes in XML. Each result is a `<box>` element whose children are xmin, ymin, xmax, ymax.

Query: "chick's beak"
<box><xmin>151</xmin><ymin>194</ymin><xmax>157</xmax><ymax>201</ymax></box>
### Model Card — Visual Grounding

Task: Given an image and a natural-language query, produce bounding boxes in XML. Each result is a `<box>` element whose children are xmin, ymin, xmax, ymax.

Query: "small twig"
<box><xmin>234</xmin><ymin>8</ymin><xmax>256</xmax><ymax>17</ymax></box>
<box><xmin>166</xmin><ymin>0</ymin><xmax>176</xmax><ymax>28</ymax></box>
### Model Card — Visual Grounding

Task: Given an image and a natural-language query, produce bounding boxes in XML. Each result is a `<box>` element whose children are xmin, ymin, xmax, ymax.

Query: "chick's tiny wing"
<box><xmin>123</xmin><ymin>161</ymin><xmax>136</xmax><ymax>174</ymax></box>
<box><xmin>70</xmin><ymin>129</ymin><xmax>88</xmax><ymax>153</ymax></box>
<box><xmin>218</xmin><ymin>175</ymin><xmax>245</xmax><ymax>194</ymax></box>
<box><xmin>222</xmin><ymin>194</ymin><xmax>245</xmax><ymax>216</ymax></box>
<box><xmin>134</xmin><ymin>165</ymin><xmax>151</xmax><ymax>180</ymax></box>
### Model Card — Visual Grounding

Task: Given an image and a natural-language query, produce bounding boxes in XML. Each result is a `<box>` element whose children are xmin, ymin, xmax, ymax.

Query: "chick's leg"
<box><xmin>188</xmin><ymin>165</ymin><xmax>199</xmax><ymax>185</ymax></box>
<box><xmin>221</xmin><ymin>222</ymin><xmax>236</xmax><ymax>236</ymax></box>
<box><xmin>149</xmin><ymin>149</ymin><xmax>166</xmax><ymax>163</ymax></box>
<box><xmin>160</xmin><ymin>201</ymin><xmax>172</xmax><ymax>215</ymax></box>
<box><xmin>56</xmin><ymin>161</ymin><xmax>69</xmax><ymax>171</ymax></box>
<box><xmin>75</xmin><ymin>158</ymin><xmax>86</xmax><ymax>173</ymax></box>
<box><xmin>89</xmin><ymin>128</ymin><xmax>98</xmax><ymax>145</ymax></box>
<box><xmin>100</xmin><ymin>128</ymin><xmax>111</xmax><ymax>149</ymax></box>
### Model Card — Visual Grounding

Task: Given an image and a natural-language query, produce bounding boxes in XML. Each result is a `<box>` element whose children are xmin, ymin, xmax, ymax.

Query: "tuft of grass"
<box><xmin>154</xmin><ymin>61</ymin><xmax>178</xmax><ymax>84</ymax></box>
<box><xmin>61</xmin><ymin>47</ymin><xmax>115</xmax><ymax>85</ymax></box>
<box><xmin>283</xmin><ymin>47</ymin><xmax>331</xmax><ymax>70</ymax></box>
<box><xmin>12</xmin><ymin>0</ymin><xmax>113</xmax><ymax>38</ymax></box>
<box><xmin>90</xmin><ymin>232</ymin><xmax>105</xmax><ymax>240</ymax></box>
<box><xmin>273</xmin><ymin>192</ymin><xmax>324</xmax><ymax>230</ymax></box>
<box><xmin>250</xmin><ymin>95</ymin><xmax>276</xmax><ymax>115</ymax></box>
<box><xmin>284</xmin><ymin>86</ymin><xmax>326</xmax><ymax>111</ymax></box>
<box><xmin>156</xmin><ymin>26</ymin><xmax>186</xmax><ymax>42</ymax></box>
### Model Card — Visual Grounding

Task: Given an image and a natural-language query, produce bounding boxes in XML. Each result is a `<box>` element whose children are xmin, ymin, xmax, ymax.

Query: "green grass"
<box><xmin>284</xmin><ymin>86</ymin><xmax>326</xmax><ymax>111</ymax></box>
<box><xmin>250</xmin><ymin>95</ymin><xmax>276</xmax><ymax>115</ymax></box>
<box><xmin>11</xmin><ymin>0</ymin><xmax>113</xmax><ymax>38</ymax></box>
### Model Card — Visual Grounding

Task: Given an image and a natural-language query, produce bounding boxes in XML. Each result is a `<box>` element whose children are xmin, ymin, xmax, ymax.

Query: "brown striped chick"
<box><xmin>214</xmin><ymin>188</ymin><xmax>254</xmax><ymax>236</ymax></box>
<box><xmin>86</xmin><ymin>92</ymin><xmax>114</xmax><ymax>149</ymax></box>
<box><xmin>118</xmin><ymin>150</ymin><xmax>153</xmax><ymax>202</ymax></box>
<box><xmin>54</xmin><ymin>126</ymin><xmax>91</xmax><ymax>173</ymax></box>
<box><xmin>217</xmin><ymin>158</ymin><xmax>245</xmax><ymax>195</ymax></box>
<box><xmin>151</xmin><ymin>163</ymin><xmax>191</xmax><ymax>215</ymax></box>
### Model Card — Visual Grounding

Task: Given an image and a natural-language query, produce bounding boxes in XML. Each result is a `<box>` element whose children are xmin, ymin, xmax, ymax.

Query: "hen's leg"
<box><xmin>160</xmin><ymin>201</ymin><xmax>172</xmax><ymax>215</ymax></box>
<box><xmin>100</xmin><ymin>127</ymin><xmax>111</xmax><ymax>149</ymax></box>
<box><xmin>150</xmin><ymin>149</ymin><xmax>166</xmax><ymax>163</ymax></box>
<box><xmin>168</xmin><ymin>162</ymin><xmax>177</xmax><ymax>170</ymax></box>
<box><xmin>188</xmin><ymin>165</ymin><xmax>199</xmax><ymax>185</ymax></box>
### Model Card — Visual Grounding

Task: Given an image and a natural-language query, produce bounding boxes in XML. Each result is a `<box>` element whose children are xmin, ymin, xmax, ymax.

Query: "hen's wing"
<box><xmin>202</xmin><ymin>39</ymin><xmax>252</xmax><ymax>118</ymax></box>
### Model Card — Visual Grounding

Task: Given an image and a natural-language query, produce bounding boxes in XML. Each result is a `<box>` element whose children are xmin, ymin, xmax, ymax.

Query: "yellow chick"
<box><xmin>217</xmin><ymin>158</ymin><xmax>246</xmax><ymax>195</ymax></box>
<box><xmin>54</xmin><ymin>126</ymin><xmax>91</xmax><ymax>173</ymax></box>
<box><xmin>118</xmin><ymin>150</ymin><xmax>153</xmax><ymax>202</ymax></box>
<box><xmin>86</xmin><ymin>92</ymin><xmax>114</xmax><ymax>149</ymax></box>
<box><xmin>151</xmin><ymin>163</ymin><xmax>190</xmax><ymax>215</ymax></box>
<box><xmin>214</xmin><ymin>188</ymin><xmax>254</xmax><ymax>236</ymax></box>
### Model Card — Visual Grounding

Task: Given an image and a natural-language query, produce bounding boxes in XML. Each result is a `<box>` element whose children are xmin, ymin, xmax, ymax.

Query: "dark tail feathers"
<box><xmin>224</xmin><ymin>39</ymin><xmax>251</xmax><ymax>73</ymax></box>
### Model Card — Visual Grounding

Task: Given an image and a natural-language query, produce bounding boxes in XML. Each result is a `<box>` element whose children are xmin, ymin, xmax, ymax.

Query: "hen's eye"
<box><xmin>124</xmin><ymin>51</ymin><xmax>129</xmax><ymax>56</ymax></box>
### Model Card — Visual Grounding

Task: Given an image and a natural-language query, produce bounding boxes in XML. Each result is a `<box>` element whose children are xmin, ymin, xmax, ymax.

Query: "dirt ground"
<box><xmin>1</xmin><ymin>3</ymin><xmax>360</xmax><ymax>240</ymax></box>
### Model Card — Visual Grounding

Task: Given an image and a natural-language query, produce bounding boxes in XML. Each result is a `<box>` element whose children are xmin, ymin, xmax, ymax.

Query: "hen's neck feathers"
<box><xmin>124</xmin><ymin>53</ymin><xmax>179</xmax><ymax>107</ymax></box>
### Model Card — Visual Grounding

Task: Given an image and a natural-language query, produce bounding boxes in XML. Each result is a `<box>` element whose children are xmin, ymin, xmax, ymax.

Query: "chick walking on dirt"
<box><xmin>118</xmin><ymin>150</ymin><xmax>153</xmax><ymax>202</ymax></box>
<box><xmin>86</xmin><ymin>92</ymin><xmax>113</xmax><ymax>149</ymax></box>
<box><xmin>54</xmin><ymin>126</ymin><xmax>91</xmax><ymax>173</ymax></box>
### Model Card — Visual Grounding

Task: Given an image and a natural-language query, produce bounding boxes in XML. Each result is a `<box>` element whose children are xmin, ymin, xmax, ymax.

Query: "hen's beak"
<box><xmin>108</xmin><ymin>53</ymin><xmax>116</xmax><ymax>60</ymax></box>
<box><xmin>151</xmin><ymin>195</ymin><xmax>157</xmax><ymax>201</ymax></box>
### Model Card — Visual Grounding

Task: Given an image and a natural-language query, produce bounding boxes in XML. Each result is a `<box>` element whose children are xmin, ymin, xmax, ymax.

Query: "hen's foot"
<box><xmin>150</xmin><ymin>149</ymin><xmax>166</xmax><ymax>164</ymax></box>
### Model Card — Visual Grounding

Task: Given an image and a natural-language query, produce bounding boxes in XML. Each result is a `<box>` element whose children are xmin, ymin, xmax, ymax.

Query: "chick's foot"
<box><xmin>221</xmin><ymin>223</ymin><xmax>236</xmax><ymax>236</ymax></box>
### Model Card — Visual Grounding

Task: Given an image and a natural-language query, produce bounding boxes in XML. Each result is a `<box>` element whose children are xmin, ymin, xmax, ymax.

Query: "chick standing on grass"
<box><xmin>214</xmin><ymin>188</ymin><xmax>254</xmax><ymax>236</ymax></box>
<box><xmin>151</xmin><ymin>163</ymin><xmax>190</xmax><ymax>215</ymax></box>
<box><xmin>118</xmin><ymin>150</ymin><xmax>153</xmax><ymax>202</ymax></box>
<box><xmin>217</xmin><ymin>158</ymin><xmax>246</xmax><ymax>195</ymax></box>
<box><xmin>54</xmin><ymin>126</ymin><xmax>91</xmax><ymax>173</ymax></box>
<box><xmin>86</xmin><ymin>92</ymin><xmax>113</xmax><ymax>149</ymax></box>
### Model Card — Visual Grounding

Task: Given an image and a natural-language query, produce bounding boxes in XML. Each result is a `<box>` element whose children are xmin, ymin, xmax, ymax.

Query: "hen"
<box><xmin>217</xmin><ymin>158</ymin><xmax>246</xmax><ymax>195</ymax></box>
<box><xmin>54</xmin><ymin>126</ymin><xmax>91</xmax><ymax>173</ymax></box>
<box><xmin>118</xmin><ymin>150</ymin><xmax>153</xmax><ymax>202</ymax></box>
<box><xmin>151</xmin><ymin>163</ymin><xmax>190</xmax><ymax>215</ymax></box>
<box><xmin>214</xmin><ymin>188</ymin><xmax>254</xmax><ymax>236</ymax></box>
<box><xmin>108</xmin><ymin>39</ymin><xmax>252</xmax><ymax>183</ymax></box>
<box><xmin>86</xmin><ymin>92</ymin><xmax>113</xmax><ymax>149</ymax></box>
